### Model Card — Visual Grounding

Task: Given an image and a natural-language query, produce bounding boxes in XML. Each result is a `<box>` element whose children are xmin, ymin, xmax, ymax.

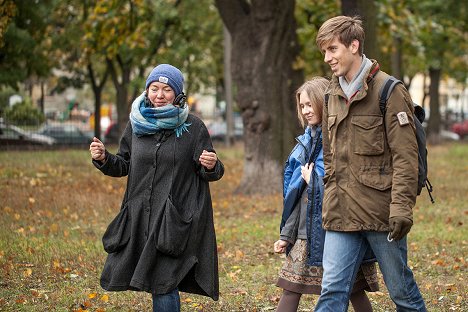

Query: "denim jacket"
<box><xmin>280</xmin><ymin>126</ymin><xmax>325</xmax><ymax>266</ymax></box>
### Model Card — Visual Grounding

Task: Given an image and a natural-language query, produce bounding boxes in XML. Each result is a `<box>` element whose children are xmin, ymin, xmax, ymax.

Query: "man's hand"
<box><xmin>389</xmin><ymin>216</ymin><xmax>413</xmax><ymax>241</ymax></box>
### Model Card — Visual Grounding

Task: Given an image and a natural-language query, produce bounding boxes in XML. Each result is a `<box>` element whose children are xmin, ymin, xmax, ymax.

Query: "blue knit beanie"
<box><xmin>145</xmin><ymin>64</ymin><xmax>184</xmax><ymax>96</ymax></box>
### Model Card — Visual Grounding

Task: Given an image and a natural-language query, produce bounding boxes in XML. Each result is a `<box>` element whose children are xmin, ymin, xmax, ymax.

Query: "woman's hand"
<box><xmin>274</xmin><ymin>240</ymin><xmax>289</xmax><ymax>254</ymax></box>
<box><xmin>89</xmin><ymin>137</ymin><xmax>106</xmax><ymax>161</ymax></box>
<box><xmin>301</xmin><ymin>162</ymin><xmax>313</xmax><ymax>184</ymax></box>
<box><xmin>199</xmin><ymin>150</ymin><xmax>217</xmax><ymax>170</ymax></box>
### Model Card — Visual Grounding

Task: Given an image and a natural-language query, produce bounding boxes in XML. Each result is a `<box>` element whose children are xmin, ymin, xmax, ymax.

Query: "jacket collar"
<box><xmin>327</xmin><ymin>60</ymin><xmax>380</xmax><ymax>104</ymax></box>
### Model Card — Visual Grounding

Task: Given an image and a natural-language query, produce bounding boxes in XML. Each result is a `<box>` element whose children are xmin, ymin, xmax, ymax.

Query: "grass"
<box><xmin>0</xmin><ymin>142</ymin><xmax>466</xmax><ymax>311</ymax></box>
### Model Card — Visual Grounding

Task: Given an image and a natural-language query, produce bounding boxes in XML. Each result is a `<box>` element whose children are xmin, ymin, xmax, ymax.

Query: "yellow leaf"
<box><xmin>50</xmin><ymin>223</ymin><xmax>59</xmax><ymax>233</ymax></box>
<box><xmin>23</xmin><ymin>268</ymin><xmax>32</xmax><ymax>277</ymax></box>
<box><xmin>53</xmin><ymin>260</ymin><xmax>61</xmax><ymax>268</ymax></box>
<box><xmin>88</xmin><ymin>293</ymin><xmax>97</xmax><ymax>299</ymax></box>
<box><xmin>100</xmin><ymin>294</ymin><xmax>109</xmax><ymax>302</ymax></box>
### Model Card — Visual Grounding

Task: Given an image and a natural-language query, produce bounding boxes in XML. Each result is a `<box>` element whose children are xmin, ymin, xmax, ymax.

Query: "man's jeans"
<box><xmin>152</xmin><ymin>288</ymin><xmax>180</xmax><ymax>312</ymax></box>
<box><xmin>315</xmin><ymin>231</ymin><xmax>426</xmax><ymax>312</ymax></box>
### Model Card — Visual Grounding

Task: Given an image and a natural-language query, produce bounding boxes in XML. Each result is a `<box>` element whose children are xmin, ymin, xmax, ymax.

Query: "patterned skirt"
<box><xmin>276</xmin><ymin>239</ymin><xmax>379</xmax><ymax>295</ymax></box>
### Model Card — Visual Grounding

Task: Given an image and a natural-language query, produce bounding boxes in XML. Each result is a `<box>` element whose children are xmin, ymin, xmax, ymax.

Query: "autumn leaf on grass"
<box><xmin>235</xmin><ymin>249</ymin><xmax>245</xmax><ymax>260</ymax></box>
<box><xmin>100</xmin><ymin>294</ymin><xmax>109</xmax><ymax>303</ymax></box>
<box><xmin>431</xmin><ymin>259</ymin><xmax>446</xmax><ymax>266</ymax></box>
<box><xmin>23</xmin><ymin>268</ymin><xmax>32</xmax><ymax>277</ymax></box>
<box><xmin>88</xmin><ymin>293</ymin><xmax>97</xmax><ymax>299</ymax></box>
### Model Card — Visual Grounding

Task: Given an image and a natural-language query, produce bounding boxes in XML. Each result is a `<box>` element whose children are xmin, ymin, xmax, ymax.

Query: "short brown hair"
<box><xmin>316</xmin><ymin>16</ymin><xmax>365</xmax><ymax>55</ymax></box>
<box><xmin>295</xmin><ymin>77</ymin><xmax>329</xmax><ymax>128</ymax></box>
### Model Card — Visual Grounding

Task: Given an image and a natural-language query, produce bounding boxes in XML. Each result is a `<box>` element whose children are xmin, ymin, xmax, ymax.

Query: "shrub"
<box><xmin>4</xmin><ymin>98</ymin><xmax>45</xmax><ymax>126</ymax></box>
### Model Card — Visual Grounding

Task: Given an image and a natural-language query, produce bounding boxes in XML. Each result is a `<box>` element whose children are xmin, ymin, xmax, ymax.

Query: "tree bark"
<box><xmin>107</xmin><ymin>57</ymin><xmax>131</xmax><ymax>134</ymax></box>
<box><xmin>88</xmin><ymin>64</ymin><xmax>109</xmax><ymax>139</ymax></box>
<box><xmin>342</xmin><ymin>0</ymin><xmax>379</xmax><ymax>60</ymax></box>
<box><xmin>216</xmin><ymin>0</ymin><xmax>303</xmax><ymax>194</ymax></box>
<box><xmin>427</xmin><ymin>67</ymin><xmax>442</xmax><ymax>142</ymax></box>
<box><xmin>391</xmin><ymin>36</ymin><xmax>402</xmax><ymax>80</ymax></box>
<box><xmin>223</xmin><ymin>25</ymin><xmax>234</xmax><ymax>146</ymax></box>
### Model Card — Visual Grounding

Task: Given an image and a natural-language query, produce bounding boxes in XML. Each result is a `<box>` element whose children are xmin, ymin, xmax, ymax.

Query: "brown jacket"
<box><xmin>322</xmin><ymin>61</ymin><xmax>418</xmax><ymax>232</ymax></box>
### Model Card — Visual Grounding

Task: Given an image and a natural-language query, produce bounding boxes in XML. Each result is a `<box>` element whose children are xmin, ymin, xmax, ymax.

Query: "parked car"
<box><xmin>36</xmin><ymin>123</ymin><xmax>93</xmax><ymax>145</ymax></box>
<box><xmin>451</xmin><ymin>120</ymin><xmax>468</xmax><ymax>139</ymax></box>
<box><xmin>0</xmin><ymin>123</ymin><xmax>56</xmax><ymax>147</ymax></box>
<box><xmin>207</xmin><ymin>119</ymin><xmax>244</xmax><ymax>141</ymax></box>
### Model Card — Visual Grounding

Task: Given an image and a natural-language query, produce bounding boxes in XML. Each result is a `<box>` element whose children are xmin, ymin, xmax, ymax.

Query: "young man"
<box><xmin>314</xmin><ymin>16</ymin><xmax>427</xmax><ymax>311</ymax></box>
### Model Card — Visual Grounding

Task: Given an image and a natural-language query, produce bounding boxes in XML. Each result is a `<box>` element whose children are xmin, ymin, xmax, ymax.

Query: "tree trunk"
<box><xmin>223</xmin><ymin>25</ymin><xmax>234</xmax><ymax>146</ymax></box>
<box><xmin>427</xmin><ymin>67</ymin><xmax>442</xmax><ymax>142</ymax></box>
<box><xmin>39</xmin><ymin>80</ymin><xmax>45</xmax><ymax>114</ymax></box>
<box><xmin>107</xmin><ymin>57</ymin><xmax>131</xmax><ymax>133</ymax></box>
<box><xmin>216</xmin><ymin>0</ymin><xmax>303</xmax><ymax>194</ymax></box>
<box><xmin>342</xmin><ymin>0</ymin><xmax>379</xmax><ymax>60</ymax></box>
<box><xmin>88</xmin><ymin>64</ymin><xmax>108</xmax><ymax>139</ymax></box>
<box><xmin>391</xmin><ymin>36</ymin><xmax>402</xmax><ymax>80</ymax></box>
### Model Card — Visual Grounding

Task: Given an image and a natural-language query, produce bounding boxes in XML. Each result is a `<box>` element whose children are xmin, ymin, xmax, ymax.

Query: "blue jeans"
<box><xmin>315</xmin><ymin>231</ymin><xmax>426</xmax><ymax>312</ymax></box>
<box><xmin>152</xmin><ymin>288</ymin><xmax>180</xmax><ymax>312</ymax></box>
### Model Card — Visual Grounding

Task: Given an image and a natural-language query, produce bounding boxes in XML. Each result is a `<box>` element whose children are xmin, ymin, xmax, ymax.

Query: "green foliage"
<box><xmin>0</xmin><ymin>86</ymin><xmax>15</xmax><ymax>114</ymax></box>
<box><xmin>295</xmin><ymin>0</ymin><xmax>340</xmax><ymax>78</ymax></box>
<box><xmin>0</xmin><ymin>0</ymin><xmax>16</xmax><ymax>47</ymax></box>
<box><xmin>4</xmin><ymin>98</ymin><xmax>45</xmax><ymax>125</ymax></box>
<box><xmin>0</xmin><ymin>0</ymin><xmax>55</xmax><ymax>89</ymax></box>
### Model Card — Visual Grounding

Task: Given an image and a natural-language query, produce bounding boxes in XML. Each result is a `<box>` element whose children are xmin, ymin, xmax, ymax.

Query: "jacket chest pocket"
<box><xmin>351</xmin><ymin>116</ymin><xmax>384</xmax><ymax>155</ymax></box>
<box><xmin>327</xmin><ymin>115</ymin><xmax>337</xmax><ymax>153</ymax></box>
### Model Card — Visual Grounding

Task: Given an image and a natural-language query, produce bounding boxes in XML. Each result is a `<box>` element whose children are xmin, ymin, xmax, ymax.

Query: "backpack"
<box><xmin>324</xmin><ymin>76</ymin><xmax>435</xmax><ymax>203</ymax></box>
<box><xmin>379</xmin><ymin>76</ymin><xmax>434</xmax><ymax>203</ymax></box>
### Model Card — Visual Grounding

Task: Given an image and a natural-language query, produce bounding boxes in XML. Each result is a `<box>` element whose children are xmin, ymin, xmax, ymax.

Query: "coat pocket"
<box><xmin>102</xmin><ymin>205</ymin><xmax>131</xmax><ymax>253</ymax></box>
<box><xmin>351</xmin><ymin>115</ymin><xmax>384</xmax><ymax>155</ymax></box>
<box><xmin>156</xmin><ymin>197</ymin><xmax>193</xmax><ymax>257</ymax></box>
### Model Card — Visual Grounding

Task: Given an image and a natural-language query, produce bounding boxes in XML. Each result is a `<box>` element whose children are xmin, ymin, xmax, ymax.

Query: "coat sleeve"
<box><xmin>385</xmin><ymin>85</ymin><xmax>418</xmax><ymax>221</ymax></box>
<box><xmin>283</xmin><ymin>155</ymin><xmax>294</xmax><ymax>198</ymax></box>
<box><xmin>322</xmin><ymin>99</ymin><xmax>332</xmax><ymax>185</ymax></box>
<box><xmin>193</xmin><ymin>121</ymin><xmax>224</xmax><ymax>182</ymax></box>
<box><xmin>93</xmin><ymin>121</ymin><xmax>132</xmax><ymax>177</ymax></box>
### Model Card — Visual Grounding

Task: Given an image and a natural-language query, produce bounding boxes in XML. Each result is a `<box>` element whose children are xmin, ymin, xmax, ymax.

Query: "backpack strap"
<box><xmin>379</xmin><ymin>76</ymin><xmax>402</xmax><ymax>115</ymax></box>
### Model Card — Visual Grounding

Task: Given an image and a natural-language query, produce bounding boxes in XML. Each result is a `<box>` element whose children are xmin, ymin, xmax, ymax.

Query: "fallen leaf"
<box><xmin>100</xmin><ymin>294</ymin><xmax>109</xmax><ymax>302</ymax></box>
<box><xmin>23</xmin><ymin>268</ymin><xmax>32</xmax><ymax>277</ymax></box>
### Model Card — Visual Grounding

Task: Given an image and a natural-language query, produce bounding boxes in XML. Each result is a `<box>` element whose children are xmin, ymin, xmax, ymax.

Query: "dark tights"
<box><xmin>276</xmin><ymin>289</ymin><xmax>373</xmax><ymax>312</ymax></box>
<box><xmin>276</xmin><ymin>290</ymin><xmax>301</xmax><ymax>312</ymax></box>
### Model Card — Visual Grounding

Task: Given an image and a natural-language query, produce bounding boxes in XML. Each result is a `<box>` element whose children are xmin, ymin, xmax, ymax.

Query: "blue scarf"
<box><xmin>129</xmin><ymin>92</ymin><xmax>191</xmax><ymax>137</ymax></box>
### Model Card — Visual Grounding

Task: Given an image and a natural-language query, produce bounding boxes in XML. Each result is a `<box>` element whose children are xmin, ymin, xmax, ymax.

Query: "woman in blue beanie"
<box><xmin>89</xmin><ymin>64</ymin><xmax>224</xmax><ymax>311</ymax></box>
<box><xmin>273</xmin><ymin>77</ymin><xmax>378</xmax><ymax>312</ymax></box>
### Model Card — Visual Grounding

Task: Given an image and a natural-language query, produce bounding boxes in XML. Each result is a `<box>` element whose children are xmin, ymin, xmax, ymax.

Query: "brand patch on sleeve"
<box><xmin>158</xmin><ymin>76</ymin><xmax>169</xmax><ymax>84</ymax></box>
<box><xmin>397</xmin><ymin>112</ymin><xmax>409</xmax><ymax>126</ymax></box>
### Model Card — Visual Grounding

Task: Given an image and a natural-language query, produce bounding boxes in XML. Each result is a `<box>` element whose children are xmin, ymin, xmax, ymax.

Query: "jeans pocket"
<box><xmin>156</xmin><ymin>197</ymin><xmax>192</xmax><ymax>257</ymax></box>
<box><xmin>102</xmin><ymin>205</ymin><xmax>131</xmax><ymax>253</ymax></box>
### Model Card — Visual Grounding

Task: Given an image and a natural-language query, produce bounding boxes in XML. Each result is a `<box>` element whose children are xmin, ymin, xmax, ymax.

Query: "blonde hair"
<box><xmin>295</xmin><ymin>77</ymin><xmax>329</xmax><ymax>128</ymax></box>
<box><xmin>316</xmin><ymin>15</ymin><xmax>365</xmax><ymax>55</ymax></box>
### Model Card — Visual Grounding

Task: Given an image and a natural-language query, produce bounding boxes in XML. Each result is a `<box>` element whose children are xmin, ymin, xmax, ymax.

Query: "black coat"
<box><xmin>93</xmin><ymin>114</ymin><xmax>224</xmax><ymax>300</ymax></box>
